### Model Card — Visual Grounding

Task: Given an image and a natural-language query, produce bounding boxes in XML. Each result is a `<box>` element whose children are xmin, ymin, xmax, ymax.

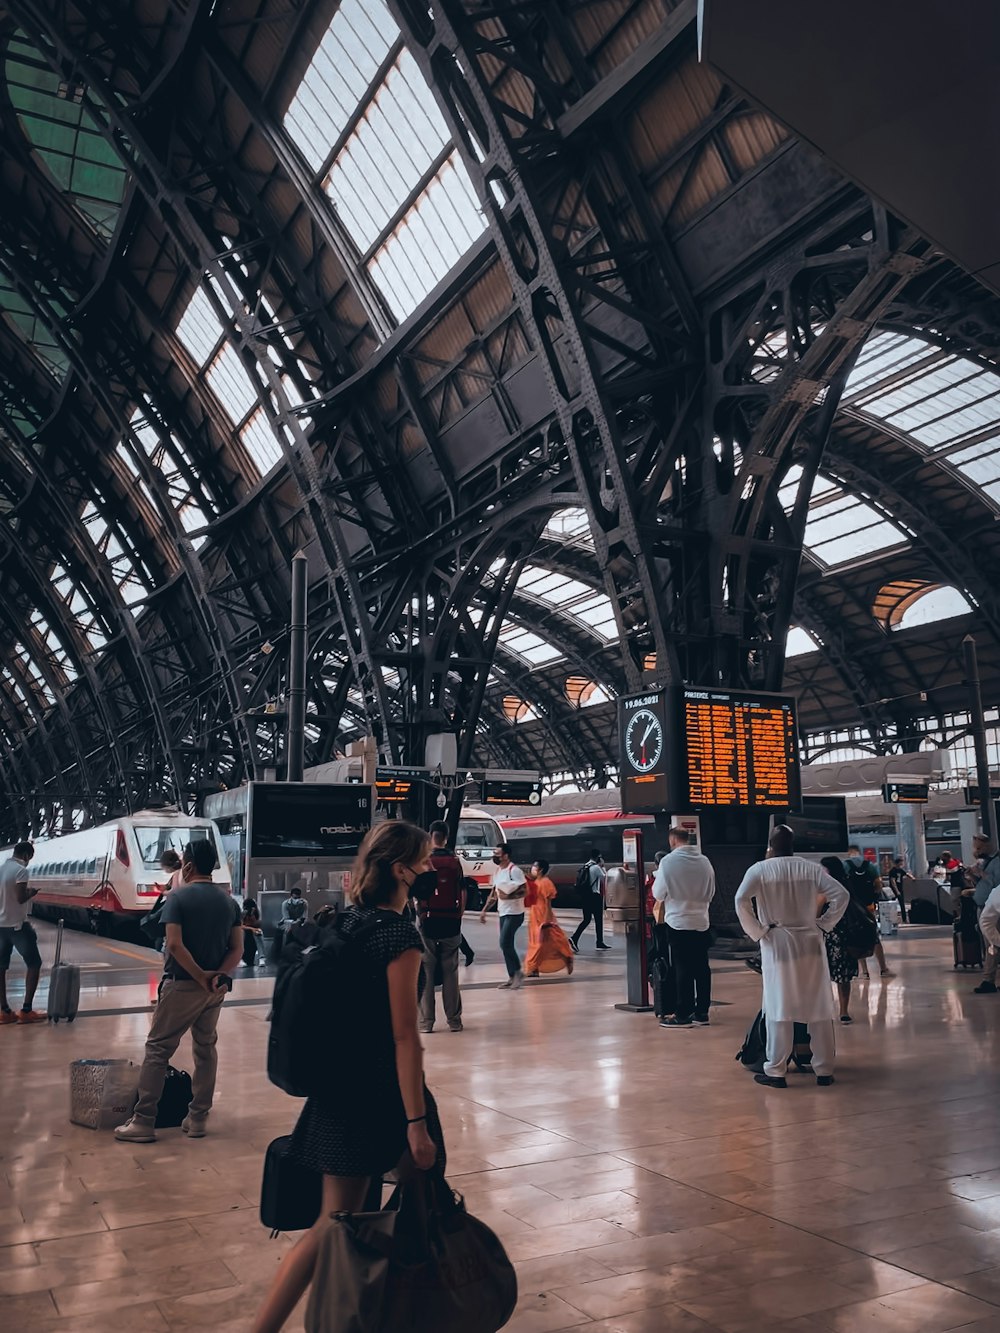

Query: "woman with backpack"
<box><xmin>254</xmin><ymin>821</ymin><xmax>443</xmax><ymax>1333</ymax></box>
<box><xmin>821</xmin><ymin>857</ymin><xmax>858</xmax><ymax>1023</ymax></box>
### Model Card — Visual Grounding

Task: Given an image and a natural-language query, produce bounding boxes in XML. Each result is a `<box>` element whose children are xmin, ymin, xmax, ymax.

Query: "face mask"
<box><xmin>409</xmin><ymin>870</ymin><xmax>437</xmax><ymax>900</ymax></box>
<box><xmin>492</xmin><ymin>855</ymin><xmax>502</xmax><ymax>865</ymax></box>
<box><xmin>851</xmin><ymin>856</ymin><xmax>864</xmax><ymax>867</ymax></box>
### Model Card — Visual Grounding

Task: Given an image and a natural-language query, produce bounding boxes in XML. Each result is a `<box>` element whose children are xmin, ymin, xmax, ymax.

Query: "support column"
<box><xmin>896</xmin><ymin>803</ymin><xmax>927</xmax><ymax>879</ymax></box>
<box><xmin>964</xmin><ymin>634</ymin><xmax>995</xmax><ymax>841</ymax></box>
<box><xmin>285</xmin><ymin>551</ymin><xmax>308</xmax><ymax>784</ymax></box>
<box><xmin>959</xmin><ymin>810</ymin><xmax>979</xmax><ymax>866</ymax></box>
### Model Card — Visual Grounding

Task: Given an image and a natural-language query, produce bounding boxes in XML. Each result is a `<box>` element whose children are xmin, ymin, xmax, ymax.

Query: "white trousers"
<box><xmin>765</xmin><ymin>1019</ymin><xmax>836</xmax><ymax>1079</ymax></box>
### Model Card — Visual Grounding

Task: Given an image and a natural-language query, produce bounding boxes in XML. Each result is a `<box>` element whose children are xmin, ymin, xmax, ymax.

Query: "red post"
<box><xmin>622</xmin><ymin>827</ymin><xmax>649</xmax><ymax>1009</ymax></box>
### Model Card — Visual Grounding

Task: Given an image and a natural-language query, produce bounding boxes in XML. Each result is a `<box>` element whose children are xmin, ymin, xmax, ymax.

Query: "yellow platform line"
<box><xmin>90</xmin><ymin>939</ymin><xmax>159</xmax><ymax>964</ymax></box>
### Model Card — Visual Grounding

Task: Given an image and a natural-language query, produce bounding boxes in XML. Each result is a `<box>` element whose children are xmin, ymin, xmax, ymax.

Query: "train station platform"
<box><xmin>2</xmin><ymin>923</ymin><xmax>1000</xmax><ymax>1332</ymax></box>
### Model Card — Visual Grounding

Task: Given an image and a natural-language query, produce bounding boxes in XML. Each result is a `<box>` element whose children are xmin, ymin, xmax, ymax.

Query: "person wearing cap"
<box><xmin>652</xmin><ymin>826</ymin><xmax>716</xmax><ymax>1029</ymax></box>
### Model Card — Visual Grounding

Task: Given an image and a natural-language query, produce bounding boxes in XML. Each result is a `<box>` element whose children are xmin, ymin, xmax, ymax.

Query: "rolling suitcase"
<box><xmin>47</xmin><ymin>919</ymin><xmax>81</xmax><ymax>1023</ymax></box>
<box><xmin>260</xmin><ymin>1135</ymin><xmax>323</xmax><ymax>1236</ymax></box>
<box><xmin>953</xmin><ymin>927</ymin><xmax>983</xmax><ymax>969</ymax></box>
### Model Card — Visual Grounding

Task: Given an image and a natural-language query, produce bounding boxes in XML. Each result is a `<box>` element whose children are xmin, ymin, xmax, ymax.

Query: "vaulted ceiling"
<box><xmin>0</xmin><ymin>0</ymin><xmax>997</xmax><ymax>836</ymax></box>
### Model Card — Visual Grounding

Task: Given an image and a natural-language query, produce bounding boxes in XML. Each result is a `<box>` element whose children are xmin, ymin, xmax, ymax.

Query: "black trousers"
<box><xmin>572</xmin><ymin>897</ymin><xmax>605</xmax><ymax>946</ymax></box>
<box><xmin>670</xmin><ymin>928</ymin><xmax>712</xmax><ymax>1019</ymax></box>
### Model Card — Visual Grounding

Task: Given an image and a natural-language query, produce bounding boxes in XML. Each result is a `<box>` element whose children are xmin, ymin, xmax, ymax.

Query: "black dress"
<box><xmin>288</xmin><ymin>906</ymin><xmax>443</xmax><ymax>1179</ymax></box>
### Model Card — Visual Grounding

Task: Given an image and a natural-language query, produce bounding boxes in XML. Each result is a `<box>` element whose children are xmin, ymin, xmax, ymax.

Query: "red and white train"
<box><xmin>3</xmin><ymin>811</ymin><xmax>230</xmax><ymax>932</ymax></box>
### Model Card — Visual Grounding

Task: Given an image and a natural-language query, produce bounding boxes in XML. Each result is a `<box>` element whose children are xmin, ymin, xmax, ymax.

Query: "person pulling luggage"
<box><xmin>0</xmin><ymin>841</ymin><xmax>45</xmax><ymax>1024</ymax></box>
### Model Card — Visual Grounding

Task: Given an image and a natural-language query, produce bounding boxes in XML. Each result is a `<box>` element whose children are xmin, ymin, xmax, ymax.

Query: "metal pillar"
<box><xmin>963</xmin><ymin>634</ymin><xmax>994</xmax><ymax>842</ymax></box>
<box><xmin>895</xmin><ymin>803</ymin><xmax>927</xmax><ymax>881</ymax></box>
<box><xmin>286</xmin><ymin>551</ymin><xmax>308</xmax><ymax>784</ymax></box>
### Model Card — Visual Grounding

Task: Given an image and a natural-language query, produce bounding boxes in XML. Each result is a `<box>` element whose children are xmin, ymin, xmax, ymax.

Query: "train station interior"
<box><xmin>2</xmin><ymin>1</ymin><xmax>1000</xmax><ymax>1330</ymax></box>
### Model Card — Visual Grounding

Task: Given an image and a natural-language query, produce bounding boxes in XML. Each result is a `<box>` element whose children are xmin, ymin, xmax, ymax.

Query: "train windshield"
<box><xmin>456</xmin><ymin>818</ymin><xmax>502</xmax><ymax>859</ymax></box>
<box><xmin>133</xmin><ymin>826</ymin><xmax>225</xmax><ymax>872</ymax></box>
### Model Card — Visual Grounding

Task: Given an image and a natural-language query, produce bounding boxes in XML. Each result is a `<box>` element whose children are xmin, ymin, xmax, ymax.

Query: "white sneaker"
<box><xmin>114</xmin><ymin>1117</ymin><xmax>156</xmax><ymax>1143</ymax></box>
<box><xmin>511</xmin><ymin>971</ymin><xmax>525</xmax><ymax>990</ymax></box>
<box><xmin>181</xmin><ymin>1114</ymin><xmax>208</xmax><ymax>1138</ymax></box>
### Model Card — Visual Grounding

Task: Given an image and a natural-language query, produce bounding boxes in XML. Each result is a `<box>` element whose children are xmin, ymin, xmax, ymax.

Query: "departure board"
<box><xmin>682</xmin><ymin>688</ymin><xmax>800</xmax><ymax>810</ymax></box>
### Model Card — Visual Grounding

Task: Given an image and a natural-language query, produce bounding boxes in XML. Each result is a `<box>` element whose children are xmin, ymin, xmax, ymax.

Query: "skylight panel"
<box><xmin>241</xmin><ymin>409</ymin><xmax>282</xmax><ymax>475</ymax></box>
<box><xmin>498</xmin><ymin>624</ymin><xmax>563</xmax><ymax>666</ymax></box>
<box><xmin>846</xmin><ymin>331</ymin><xmax>935</xmax><ymax>396</ymax></box>
<box><xmin>207</xmin><ymin>343</ymin><xmax>259</xmax><ymax>424</ymax></box>
<box><xmin>785</xmin><ymin>625</ymin><xmax>820</xmax><ymax>657</ymax></box>
<box><xmin>284</xmin><ymin>0</ymin><xmax>396</xmax><ymax>171</ymax></box>
<box><xmin>895</xmin><ymin>585</ymin><xmax>972</xmax><ymax>630</ymax></box>
<box><xmin>543</xmin><ymin>508</ymin><xmax>593</xmax><ymax>547</ymax></box>
<box><xmin>176</xmin><ymin>286</ymin><xmax>222</xmax><ymax>365</ymax></box>
<box><xmin>367</xmin><ymin>155</ymin><xmax>485</xmax><ymax>316</ymax></box>
<box><xmin>325</xmin><ymin>51</ymin><xmax>451</xmax><ymax>249</ymax></box>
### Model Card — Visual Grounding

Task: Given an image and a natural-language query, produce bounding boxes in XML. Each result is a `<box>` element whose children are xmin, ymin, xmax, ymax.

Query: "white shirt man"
<box><xmin>653</xmin><ymin>830</ymin><xmax>716</xmax><ymax>1028</ymax></box>
<box><xmin>735</xmin><ymin>825</ymin><xmax>849</xmax><ymax>1087</ymax></box>
<box><xmin>483</xmin><ymin>844</ymin><xmax>527</xmax><ymax>989</ymax></box>
<box><xmin>979</xmin><ymin>882</ymin><xmax>1000</xmax><ymax>954</ymax></box>
<box><xmin>0</xmin><ymin>842</ymin><xmax>44</xmax><ymax>1023</ymax></box>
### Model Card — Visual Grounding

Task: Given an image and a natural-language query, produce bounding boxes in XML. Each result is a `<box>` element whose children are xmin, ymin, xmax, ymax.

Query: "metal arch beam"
<box><xmin>11</xmin><ymin>1</ymin><xmax>397</xmax><ymax>756</ymax></box>
<box><xmin>820</xmin><ymin>430</ymin><xmax>1000</xmax><ymax>643</ymax></box>
<box><xmin>0</xmin><ymin>158</ymin><xmax>264</xmax><ymax>786</ymax></box>
<box><xmin>390</xmin><ymin>0</ymin><xmax>688</xmax><ymax>692</ymax></box>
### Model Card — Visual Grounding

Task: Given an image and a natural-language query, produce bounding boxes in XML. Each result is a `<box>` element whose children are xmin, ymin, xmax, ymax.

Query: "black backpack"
<box><xmin>847</xmin><ymin>860</ymin><xmax>876</xmax><ymax>901</ymax></box>
<box><xmin>267</xmin><ymin>910</ymin><xmax>384</xmax><ymax>1099</ymax></box>
<box><xmin>839</xmin><ymin>898</ymin><xmax>879</xmax><ymax>960</ymax></box>
<box><xmin>574</xmin><ymin>863</ymin><xmax>592</xmax><ymax>903</ymax></box>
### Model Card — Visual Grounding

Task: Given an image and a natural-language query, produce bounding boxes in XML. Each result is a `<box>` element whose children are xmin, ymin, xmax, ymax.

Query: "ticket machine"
<box><xmin>606</xmin><ymin>827</ymin><xmax>652</xmax><ymax>1012</ymax></box>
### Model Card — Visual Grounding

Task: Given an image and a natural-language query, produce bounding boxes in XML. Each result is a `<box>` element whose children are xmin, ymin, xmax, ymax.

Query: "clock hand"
<box><xmin>640</xmin><ymin>720</ymin><xmax>655</xmax><ymax>746</ymax></box>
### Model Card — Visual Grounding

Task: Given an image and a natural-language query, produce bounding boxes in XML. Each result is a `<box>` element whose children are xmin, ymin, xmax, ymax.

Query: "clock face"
<box><xmin>624</xmin><ymin>707</ymin><xmax>663</xmax><ymax>774</ymax></box>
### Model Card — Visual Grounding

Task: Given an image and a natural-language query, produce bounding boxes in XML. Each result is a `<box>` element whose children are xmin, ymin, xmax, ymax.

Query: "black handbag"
<box><xmin>155</xmin><ymin>1065</ymin><xmax>192</xmax><ymax>1127</ymax></box>
<box><xmin>261</xmin><ymin>1135</ymin><xmax>323</xmax><ymax>1236</ymax></box>
<box><xmin>305</xmin><ymin>1169</ymin><xmax>517</xmax><ymax>1333</ymax></box>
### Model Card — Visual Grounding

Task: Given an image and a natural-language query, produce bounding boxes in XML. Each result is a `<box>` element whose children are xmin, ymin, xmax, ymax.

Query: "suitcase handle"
<box><xmin>54</xmin><ymin>919</ymin><xmax>64</xmax><ymax>967</ymax></box>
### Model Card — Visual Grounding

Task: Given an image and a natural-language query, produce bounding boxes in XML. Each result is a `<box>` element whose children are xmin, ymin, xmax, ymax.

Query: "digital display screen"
<box><xmin>481</xmin><ymin>780</ymin><xmax>542</xmax><ymax>806</ymax></box>
<box><xmin>783</xmin><ymin>796</ymin><xmax>849</xmax><ymax>853</ymax></box>
<box><xmin>249</xmin><ymin>784</ymin><xmax>371</xmax><ymax>859</ymax></box>
<box><xmin>882</xmin><ymin>782</ymin><xmax>929</xmax><ymax>804</ymax></box>
<box><xmin>683</xmin><ymin>688</ymin><xmax>799</xmax><ymax>809</ymax></box>
<box><xmin>619</xmin><ymin>690</ymin><xmax>676</xmax><ymax>815</ymax></box>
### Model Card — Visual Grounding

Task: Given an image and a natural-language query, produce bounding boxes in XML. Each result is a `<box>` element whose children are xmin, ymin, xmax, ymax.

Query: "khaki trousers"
<box><xmin>134</xmin><ymin>979</ymin><xmax>226</xmax><ymax>1122</ymax></box>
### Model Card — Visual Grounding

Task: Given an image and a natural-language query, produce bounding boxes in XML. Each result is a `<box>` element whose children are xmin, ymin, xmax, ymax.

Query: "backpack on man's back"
<box><xmin>574</xmin><ymin>863</ymin><xmax>593</xmax><ymax>904</ymax></box>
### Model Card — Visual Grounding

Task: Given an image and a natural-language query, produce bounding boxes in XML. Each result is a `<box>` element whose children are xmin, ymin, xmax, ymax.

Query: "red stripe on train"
<box><xmin>34</xmin><ymin>884</ymin><xmax>129</xmax><ymax>914</ymax></box>
<box><xmin>501</xmin><ymin>809</ymin><xmax>655</xmax><ymax>829</ymax></box>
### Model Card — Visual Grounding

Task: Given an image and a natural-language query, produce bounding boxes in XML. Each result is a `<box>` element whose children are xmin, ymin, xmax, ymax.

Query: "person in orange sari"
<box><xmin>524</xmin><ymin>859</ymin><xmax>574</xmax><ymax>978</ymax></box>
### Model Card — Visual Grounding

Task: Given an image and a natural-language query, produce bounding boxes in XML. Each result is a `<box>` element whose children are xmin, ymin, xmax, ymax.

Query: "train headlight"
<box><xmin>136</xmin><ymin>883</ymin><xmax>160</xmax><ymax>897</ymax></box>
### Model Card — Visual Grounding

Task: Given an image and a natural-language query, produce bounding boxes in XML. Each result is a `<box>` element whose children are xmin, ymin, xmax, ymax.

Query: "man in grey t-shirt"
<box><xmin>116</xmin><ymin>839</ymin><xmax>242</xmax><ymax>1143</ymax></box>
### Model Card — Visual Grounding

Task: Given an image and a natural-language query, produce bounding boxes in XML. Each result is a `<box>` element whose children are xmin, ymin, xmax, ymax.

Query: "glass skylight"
<box><xmin>175</xmin><ymin>287</ymin><xmax>222</xmax><ymax>365</ymax></box>
<box><xmin>497</xmin><ymin>624</ymin><xmax>564</xmax><ymax>667</ymax></box>
<box><xmin>206</xmin><ymin>343</ymin><xmax>259</xmax><ymax>424</ymax></box>
<box><xmin>846</xmin><ymin>331</ymin><xmax>1000</xmax><ymax>510</ymax></box>
<box><xmin>779</xmin><ymin>465</ymin><xmax>907</xmax><ymax>569</ymax></box>
<box><xmin>283</xmin><ymin>0</ymin><xmax>485</xmax><ymax>323</ymax></box>
<box><xmin>516</xmin><ymin>564</ymin><xmax>618</xmax><ymax>641</ymax></box>
<box><xmin>895</xmin><ymin>585</ymin><xmax>972</xmax><ymax>630</ymax></box>
<box><xmin>5</xmin><ymin>30</ymin><xmax>128</xmax><ymax>239</ymax></box>
<box><xmin>543</xmin><ymin>508</ymin><xmax>593</xmax><ymax>547</ymax></box>
<box><xmin>130</xmin><ymin>409</ymin><xmax>211</xmax><ymax>548</ymax></box>
<box><xmin>785</xmin><ymin>625</ymin><xmax>820</xmax><ymax>657</ymax></box>
<box><xmin>241</xmin><ymin>408</ymin><xmax>283</xmax><ymax>475</ymax></box>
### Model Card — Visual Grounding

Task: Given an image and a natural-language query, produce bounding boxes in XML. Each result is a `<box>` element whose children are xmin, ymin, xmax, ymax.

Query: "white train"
<box><xmin>453</xmin><ymin>806</ymin><xmax>504</xmax><ymax>906</ymax></box>
<box><xmin>3</xmin><ymin>810</ymin><xmax>230</xmax><ymax>931</ymax></box>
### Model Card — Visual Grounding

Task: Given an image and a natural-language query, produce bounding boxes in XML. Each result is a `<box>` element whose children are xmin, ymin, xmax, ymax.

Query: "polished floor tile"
<box><xmin>2</xmin><ymin>928</ymin><xmax>1000</xmax><ymax>1329</ymax></box>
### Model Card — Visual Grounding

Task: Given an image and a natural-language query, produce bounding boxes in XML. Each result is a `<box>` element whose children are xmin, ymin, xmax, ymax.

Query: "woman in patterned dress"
<box><xmin>254</xmin><ymin>821</ymin><xmax>441</xmax><ymax>1332</ymax></box>
<box><xmin>821</xmin><ymin>855</ymin><xmax>858</xmax><ymax>1024</ymax></box>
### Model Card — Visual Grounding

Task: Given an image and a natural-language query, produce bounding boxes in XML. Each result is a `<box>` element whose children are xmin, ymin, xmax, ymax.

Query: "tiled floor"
<box><xmin>3</xmin><ymin>928</ymin><xmax>1000</xmax><ymax>1331</ymax></box>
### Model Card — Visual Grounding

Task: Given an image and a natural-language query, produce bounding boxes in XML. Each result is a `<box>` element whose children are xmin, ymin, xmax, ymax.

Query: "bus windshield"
<box><xmin>456</xmin><ymin>818</ymin><xmax>502</xmax><ymax>860</ymax></box>
<box><xmin>134</xmin><ymin>826</ymin><xmax>226</xmax><ymax>876</ymax></box>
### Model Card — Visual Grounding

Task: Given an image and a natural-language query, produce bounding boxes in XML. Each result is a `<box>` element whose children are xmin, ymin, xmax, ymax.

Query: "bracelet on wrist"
<box><xmin>406</xmin><ymin>1115</ymin><xmax>427</xmax><ymax>1124</ymax></box>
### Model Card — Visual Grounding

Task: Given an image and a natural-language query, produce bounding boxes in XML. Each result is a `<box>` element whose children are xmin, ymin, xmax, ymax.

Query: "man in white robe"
<box><xmin>735</xmin><ymin>824</ymin><xmax>849</xmax><ymax>1088</ymax></box>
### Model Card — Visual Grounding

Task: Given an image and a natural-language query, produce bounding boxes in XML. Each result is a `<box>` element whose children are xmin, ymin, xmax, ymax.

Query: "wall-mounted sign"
<box><xmin>882</xmin><ymin>781</ymin><xmax>930</xmax><ymax>804</ymax></box>
<box><xmin>481</xmin><ymin>779</ymin><xmax>542</xmax><ymax>806</ymax></box>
